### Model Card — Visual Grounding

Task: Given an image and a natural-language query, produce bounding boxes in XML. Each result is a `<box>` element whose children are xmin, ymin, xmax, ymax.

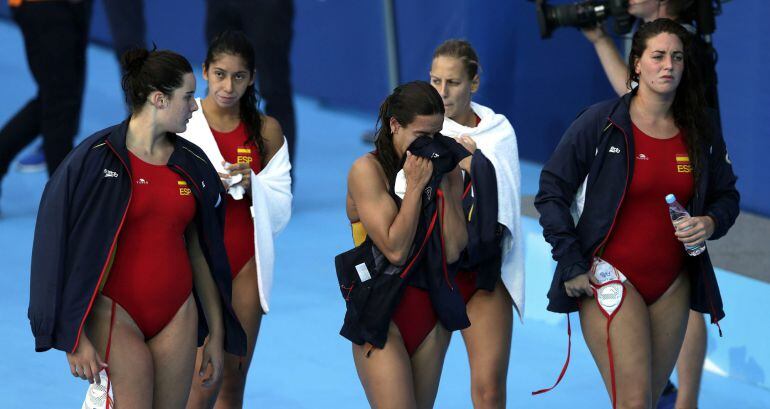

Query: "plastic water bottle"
<box><xmin>666</xmin><ymin>194</ymin><xmax>706</xmax><ymax>256</ymax></box>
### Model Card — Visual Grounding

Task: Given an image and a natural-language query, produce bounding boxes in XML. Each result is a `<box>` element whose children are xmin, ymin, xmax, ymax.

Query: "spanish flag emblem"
<box><xmin>178</xmin><ymin>180</ymin><xmax>192</xmax><ymax>196</ymax></box>
<box><xmin>237</xmin><ymin>146</ymin><xmax>253</xmax><ymax>164</ymax></box>
<box><xmin>676</xmin><ymin>154</ymin><xmax>691</xmax><ymax>173</ymax></box>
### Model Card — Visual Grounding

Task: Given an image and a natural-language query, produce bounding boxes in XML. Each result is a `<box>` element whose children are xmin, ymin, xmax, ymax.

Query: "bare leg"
<box><xmin>460</xmin><ymin>280</ymin><xmax>513</xmax><ymax>409</ymax></box>
<box><xmin>672</xmin><ymin>311</ymin><xmax>706</xmax><ymax>409</ymax></box>
<box><xmin>187</xmin><ymin>258</ymin><xmax>263</xmax><ymax>409</ymax></box>
<box><xmin>353</xmin><ymin>322</ymin><xmax>418</xmax><ymax>409</ymax></box>
<box><xmin>148</xmin><ymin>295</ymin><xmax>200</xmax><ymax>409</ymax></box>
<box><xmin>216</xmin><ymin>258</ymin><xmax>263</xmax><ymax>408</ymax></box>
<box><xmin>648</xmin><ymin>274</ymin><xmax>691</xmax><ymax>408</ymax></box>
<box><xmin>580</xmin><ymin>283</ymin><xmax>653</xmax><ymax>409</ymax></box>
<box><xmin>86</xmin><ymin>295</ymin><xmax>154</xmax><ymax>408</ymax></box>
<box><xmin>410</xmin><ymin>323</ymin><xmax>452</xmax><ymax>409</ymax></box>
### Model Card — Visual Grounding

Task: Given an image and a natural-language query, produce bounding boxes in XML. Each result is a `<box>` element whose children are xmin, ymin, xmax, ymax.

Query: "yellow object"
<box><xmin>351</xmin><ymin>221</ymin><xmax>367</xmax><ymax>246</ymax></box>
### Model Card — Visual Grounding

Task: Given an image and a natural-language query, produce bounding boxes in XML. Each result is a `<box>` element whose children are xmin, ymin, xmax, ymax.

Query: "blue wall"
<box><xmin>1</xmin><ymin>0</ymin><xmax>768</xmax><ymax>215</ymax></box>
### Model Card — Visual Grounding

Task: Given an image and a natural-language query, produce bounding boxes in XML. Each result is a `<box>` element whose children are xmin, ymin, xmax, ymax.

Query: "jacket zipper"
<box><xmin>71</xmin><ymin>140</ymin><xmax>133</xmax><ymax>353</ymax></box>
<box><xmin>590</xmin><ymin>118</ymin><xmax>631</xmax><ymax>259</ymax></box>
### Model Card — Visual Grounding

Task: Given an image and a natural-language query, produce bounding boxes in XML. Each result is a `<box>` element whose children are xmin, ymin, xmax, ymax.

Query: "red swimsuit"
<box><xmin>211</xmin><ymin>122</ymin><xmax>262</xmax><ymax>279</ymax></box>
<box><xmin>102</xmin><ymin>152</ymin><xmax>197</xmax><ymax>338</ymax></box>
<box><xmin>601</xmin><ymin>124</ymin><xmax>694</xmax><ymax>304</ymax></box>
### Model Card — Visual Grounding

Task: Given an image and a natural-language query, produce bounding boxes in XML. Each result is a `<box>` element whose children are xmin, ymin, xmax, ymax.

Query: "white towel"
<box><xmin>250</xmin><ymin>141</ymin><xmax>292</xmax><ymax>312</ymax></box>
<box><xmin>179</xmin><ymin>99</ymin><xmax>293</xmax><ymax>313</ymax></box>
<box><xmin>441</xmin><ymin>102</ymin><xmax>525</xmax><ymax>320</ymax></box>
<box><xmin>179</xmin><ymin>99</ymin><xmax>248</xmax><ymax>200</ymax></box>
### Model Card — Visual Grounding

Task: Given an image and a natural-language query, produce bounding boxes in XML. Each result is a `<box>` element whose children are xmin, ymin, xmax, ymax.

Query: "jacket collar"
<box><xmin>607</xmin><ymin>90</ymin><xmax>635</xmax><ymax>136</ymax></box>
<box><xmin>105</xmin><ymin>118</ymin><xmax>132</xmax><ymax>168</ymax></box>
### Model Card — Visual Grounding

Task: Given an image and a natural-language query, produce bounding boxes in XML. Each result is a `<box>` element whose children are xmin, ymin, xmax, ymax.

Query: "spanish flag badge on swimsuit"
<box><xmin>178</xmin><ymin>180</ymin><xmax>192</xmax><ymax>196</ymax></box>
<box><xmin>236</xmin><ymin>146</ymin><xmax>253</xmax><ymax>164</ymax></box>
<box><xmin>676</xmin><ymin>153</ymin><xmax>691</xmax><ymax>173</ymax></box>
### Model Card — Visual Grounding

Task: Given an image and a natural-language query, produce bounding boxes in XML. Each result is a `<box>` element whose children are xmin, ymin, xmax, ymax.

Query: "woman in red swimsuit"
<box><xmin>58</xmin><ymin>49</ymin><xmax>245</xmax><ymax>408</ymax></box>
<box><xmin>429</xmin><ymin>39</ymin><xmax>521</xmax><ymax>408</ymax></box>
<box><xmin>536</xmin><ymin>19</ymin><xmax>739</xmax><ymax>408</ymax></box>
<box><xmin>345</xmin><ymin>81</ymin><xmax>468</xmax><ymax>408</ymax></box>
<box><xmin>184</xmin><ymin>31</ymin><xmax>285</xmax><ymax>409</ymax></box>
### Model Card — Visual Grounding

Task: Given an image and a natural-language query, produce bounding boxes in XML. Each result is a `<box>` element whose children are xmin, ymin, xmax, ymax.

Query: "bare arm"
<box><xmin>348</xmin><ymin>153</ymin><xmax>432</xmax><ymax>265</ymax></box>
<box><xmin>260</xmin><ymin>115</ymin><xmax>284</xmax><ymax>164</ymax></box>
<box><xmin>438</xmin><ymin>167</ymin><xmax>468</xmax><ymax>263</ymax></box>
<box><xmin>185</xmin><ymin>224</ymin><xmax>224</xmax><ymax>387</ymax></box>
<box><xmin>583</xmin><ymin>26</ymin><xmax>630</xmax><ymax>96</ymax></box>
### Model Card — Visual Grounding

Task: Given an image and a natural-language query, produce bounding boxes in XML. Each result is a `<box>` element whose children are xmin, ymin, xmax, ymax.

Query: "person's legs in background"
<box><xmin>0</xmin><ymin>1</ymin><xmax>91</xmax><ymax>188</ymax></box>
<box><xmin>102</xmin><ymin>0</ymin><xmax>146</xmax><ymax>63</ymax></box>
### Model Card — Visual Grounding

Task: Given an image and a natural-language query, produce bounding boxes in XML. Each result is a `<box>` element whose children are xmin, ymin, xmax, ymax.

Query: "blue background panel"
<box><xmin>0</xmin><ymin>0</ymin><xmax>768</xmax><ymax>214</ymax></box>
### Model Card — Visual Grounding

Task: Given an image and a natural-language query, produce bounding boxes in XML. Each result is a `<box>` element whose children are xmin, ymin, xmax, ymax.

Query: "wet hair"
<box><xmin>120</xmin><ymin>47</ymin><xmax>193</xmax><ymax>113</ymax></box>
<box><xmin>432</xmin><ymin>39</ymin><xmax>481</xmax><ymax>80</ymax></box>
<box><xmin>374</xmin><ymin>81</ymin><xmax>445</xmax><ymax>187</ymax></box>
<box><xmin>627</xmin><ymin>18</ymin><xmax>710</xmax><ymax>183</ymax></box>
<box><xmin>204</xmin><ymin>30</ymin><xmax>265</xmax><ymax>167</ymax></box>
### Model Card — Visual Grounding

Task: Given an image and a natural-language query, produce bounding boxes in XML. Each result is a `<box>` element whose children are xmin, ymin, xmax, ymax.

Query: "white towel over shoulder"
<box><xmin>441</xmin><ymin>102</ymin><xmax>525</xmax><ymax>320</ymax></box>
<box><xmin>179</xmin><ymin>99</ymin><xmax>292</xmax><ymax>313</ymax></box>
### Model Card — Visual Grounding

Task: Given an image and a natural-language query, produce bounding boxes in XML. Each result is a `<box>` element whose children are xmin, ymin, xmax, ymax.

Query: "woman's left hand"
<box><xmin>223</xmin><ymin>161</ymin><xmax>252</xmax><ymax>190</ymax></box>
<box><xmin>455</xmin><ymin>135</ymin><xmax>476</xmax><ymax>173</ymax></box>
<box><xmin>674</xmin><ymin>216</ymin><xmax>716</xmax><ymax>247</ymax></box>
<box><xmin>198</xmin><ymin>335</ymin><xmax>224</xmax><ymax>388</ymax></box>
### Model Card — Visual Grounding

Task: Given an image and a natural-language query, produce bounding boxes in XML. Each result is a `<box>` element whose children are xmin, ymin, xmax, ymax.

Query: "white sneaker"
<box><xmin>81</xmin><ymin>370</ymin><xmax>114</xmax><ymax>409</ymax></box>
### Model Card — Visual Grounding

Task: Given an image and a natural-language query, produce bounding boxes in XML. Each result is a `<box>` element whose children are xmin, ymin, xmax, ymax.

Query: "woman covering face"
<box><xmin>340</xmin><ymin>80</ymin><xmax>470</xmax><ymax>408</ymax></box>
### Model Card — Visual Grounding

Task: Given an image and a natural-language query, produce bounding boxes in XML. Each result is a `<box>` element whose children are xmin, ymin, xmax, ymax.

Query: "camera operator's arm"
<box><xmin>583</xmin><ymin>26</ymin><xmax>629</xmax><ymax>96</ymax></box>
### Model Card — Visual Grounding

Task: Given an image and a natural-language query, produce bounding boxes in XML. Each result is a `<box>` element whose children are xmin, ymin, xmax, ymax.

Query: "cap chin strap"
<box><xmin>532</xmin><ymin>258</ymin><xmax>626</xmax><ymax>409</ymax></box>
<box><xmin>590</xmin><ymin>257</ymin><xmax>627</xmax><ymax>409</ymax></box>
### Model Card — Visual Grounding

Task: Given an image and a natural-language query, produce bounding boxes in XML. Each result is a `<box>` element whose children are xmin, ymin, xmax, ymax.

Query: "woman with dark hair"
<box><xmin>180</xmin><ymin>30</ymin><xmax>291</xmax><ymax>408</ymax></box>
<box><xmin>429</xmin><ymin>39</ymin><xmax>523</xmax><ymax>408</ymax></box>
<box><xmin>342</xmin><ymin>81</ymin><xmax>469</xmax><ymax>408</ymax></box>
<box><xmin>583</xmin><ymin>2</ymin><xmax>723</xmax><ymax>407</ymax></box>
<box><xmin>28</xmin><ymin>48</ymin><xmax>246</xmax><ymax>408</ymax></box>
<box><xmin>536</xmin><ymin>19</ymin><xmax>738</xmax><ymax>408</ymax></box>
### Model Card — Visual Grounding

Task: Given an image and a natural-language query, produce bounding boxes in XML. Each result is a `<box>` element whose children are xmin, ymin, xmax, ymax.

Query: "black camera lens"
<box><xmin>534</xmin><ymin>0</ymin><xmax>631</xmax><ymax>39</ymax></box>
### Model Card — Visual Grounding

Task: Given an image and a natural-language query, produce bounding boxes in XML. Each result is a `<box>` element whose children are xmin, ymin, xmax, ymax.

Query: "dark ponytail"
<box><xmin>374</xmin><ymin>81</ymin><xmax>445</xmax><ymax>187</ymax></box>
<box><xmin>205</xmin><ymin>30</ymin><xmax>265</xmax><ymax>167</ymax></box>
<box><xmin>120</xmin><ymin>47</ymin><xmax>192</xmax><ymax>113</ymax></box>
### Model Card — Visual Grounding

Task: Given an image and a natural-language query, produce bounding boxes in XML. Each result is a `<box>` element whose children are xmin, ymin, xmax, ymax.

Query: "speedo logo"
<box><xmin>103</xmin><ymin>169</ymin><xmax>119</xmax><ymax>178</ymax></box>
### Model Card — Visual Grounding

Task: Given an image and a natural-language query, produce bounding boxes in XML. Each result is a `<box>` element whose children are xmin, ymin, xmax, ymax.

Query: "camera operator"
<box><xmin>582</xmin><ymin>2</ymin><xmax>719</xmax><ymax>408</ymax></box>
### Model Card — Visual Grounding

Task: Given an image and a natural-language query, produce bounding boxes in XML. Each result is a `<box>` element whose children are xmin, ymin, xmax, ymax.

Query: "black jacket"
<box><xmin>28</xmin><ymin>119</ymin><xmax>247</xmax><ymax>355</ymax></box>
<box><xmin>535</xmin><ymin>93</ymin><xmax>739</xmax><ymax>323</ymax></box>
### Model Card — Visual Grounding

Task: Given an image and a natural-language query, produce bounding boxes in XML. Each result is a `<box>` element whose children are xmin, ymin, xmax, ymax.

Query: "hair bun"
<box><xmin>120</xmin><ymin>48</ymin><xmax>150</xmax><ymax>74</ymax></box>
